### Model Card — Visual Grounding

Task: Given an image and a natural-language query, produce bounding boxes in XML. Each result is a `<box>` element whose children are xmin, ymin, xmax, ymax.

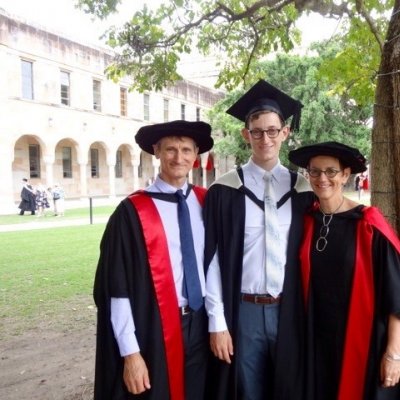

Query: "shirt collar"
<box><xmin>149</xmin><ymin>175</ymin><xmax>189</xmax><ymax>194</ymax></box>
<box><xmin>246</xmin><ymin>158</ymin><xmax>283</xmax><ymax>183</ymax></box>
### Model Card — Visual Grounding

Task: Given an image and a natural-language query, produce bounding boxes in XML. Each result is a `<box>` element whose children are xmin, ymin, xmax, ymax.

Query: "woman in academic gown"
<box><xmin>289</xmin><ymin>141</ymin><xmax>400</xmax><ymax>400</ymax></box>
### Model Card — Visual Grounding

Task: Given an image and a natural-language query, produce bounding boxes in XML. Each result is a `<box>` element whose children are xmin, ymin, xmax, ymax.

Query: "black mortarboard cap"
<box><xmin>226</xmin><ymin>79</ymin><xmax>303</xmax><ymax>131</ymax></box>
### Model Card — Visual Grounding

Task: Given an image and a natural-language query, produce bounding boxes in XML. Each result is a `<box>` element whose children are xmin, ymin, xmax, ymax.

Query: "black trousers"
<box><xmin>181</xmin><ymin>306</ymin><xmax>209</xmax><ymax>400</ymax></box>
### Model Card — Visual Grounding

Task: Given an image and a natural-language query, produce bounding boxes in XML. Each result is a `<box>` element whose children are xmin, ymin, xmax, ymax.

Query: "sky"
<box><xmin>0</xmin><ymin>0</ymin><xmax>162</xmax><ymax>45</ymax></box>
<box><xmin>0</xmin><ymin>0</ymin><xmax>340</xmax><ymax>86</ymax></box>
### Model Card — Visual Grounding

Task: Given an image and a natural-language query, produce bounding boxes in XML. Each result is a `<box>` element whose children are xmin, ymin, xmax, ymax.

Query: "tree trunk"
<box><xmin>371</xmin><ymin>0</ymin><xmax>400</xmax><ymax>234</ymax></box>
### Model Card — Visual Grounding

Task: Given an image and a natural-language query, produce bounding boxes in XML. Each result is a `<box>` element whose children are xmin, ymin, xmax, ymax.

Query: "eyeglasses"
<box><xmin>248</xmin><ymin>128</ymin><xmax>282</xmax><ymax>139</ymax></box>
<box><xmin>307</xmin><ymin>167</ymin><xmax>343</xmax><ymax>178</ymax></box>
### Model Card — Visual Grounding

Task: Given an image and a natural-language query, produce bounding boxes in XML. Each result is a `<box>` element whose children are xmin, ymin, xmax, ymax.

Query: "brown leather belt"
<box><xmin>241</xmin><ymin>293</ymin><xmax>281</xmax><ymax>305</ymax></box>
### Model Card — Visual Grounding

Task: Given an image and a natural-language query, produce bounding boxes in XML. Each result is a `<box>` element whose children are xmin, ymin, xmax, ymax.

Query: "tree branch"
<box><xmin>355</xmin><ymin>0</ymin><xmax>385</xmax><ymax>53</ymax></box>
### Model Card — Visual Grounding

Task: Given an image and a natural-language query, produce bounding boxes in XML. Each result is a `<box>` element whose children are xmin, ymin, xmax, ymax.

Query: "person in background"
<box><xmin>18</xmin><ymin>178</ymin><xmax>36</xmax><ymax>215</ymax></box>
<box><xmin>204</xmin><ymin>80</ymin><xmax>314</xmax><ymax>400</ymax></box>
<box><xmin>289</xmin><ymin>141</ymin><xmax>400</xmax><ymax>399</ymax></box>
<box><xmin>357</xmin><ymin>173</ymin><xmax>369</xmax><ymax>200</ymax></box>
<box><xmin>35</xmin><ymin>183</ymin><xmax>50</xmax><ymax>217</ymax></box>
<box><xmin>93</xmin><ymin>120</ymin><xmax>213</xmax><ymax>400</ymax></box>
<box><xmin>355</xmin><ymin>174</ymin><xmax>361</xmax><ymax>191</ymax></box>
<box><xmin>52</xmin><ymin>183</ymin><xmax>65</xmax><ymax>217</ymax></box>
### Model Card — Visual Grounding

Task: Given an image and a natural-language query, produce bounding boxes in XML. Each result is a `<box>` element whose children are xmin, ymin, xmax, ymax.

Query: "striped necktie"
<box><xmin>263</xmin><ymin>172</ymin><xmax>284</xmax><ymax>298</ymax></box>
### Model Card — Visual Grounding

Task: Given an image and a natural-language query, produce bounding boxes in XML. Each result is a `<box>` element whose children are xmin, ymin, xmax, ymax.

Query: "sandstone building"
<box><xmin>0</xmin><ymin>10</ymin><xmax>228</xmax><ymax>214</ymax></box>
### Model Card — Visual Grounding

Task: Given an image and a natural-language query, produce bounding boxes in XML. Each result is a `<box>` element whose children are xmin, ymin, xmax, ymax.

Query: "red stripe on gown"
<box><xmin>339</xmin><ymin>207</ymin><xmax>400</xmax><ymax>399</ymax></box>
<box><xmin>129</xmin><ymin>193</ymin><xmax>184</xmax><ymax>400</ymax></box>
<box><xmin>301</xmin><ymin>206</ymin><xmax>400</xmax><ymax>400</ymax></box>
<box><xmin>299</xmin><ymin>214</ymin><xmax>313</xmax><ymax>304</ymax></box>
<box><xmin>300</xmin><ymin>211</ymin><xmax>374</xmax><ymax>399</ymax></box>
<box><xmin>337</xmin><ymin>219</ymin><xmax>374</xmax><ymax>400</ymax></box>
<box><xmin>363</xmin><ymin>207</ymin><xmax>400</xmax><ymax>254</ymax></box>
<box><xmin>192</xmin><ymin>185</ymin><xmax>206</xmax><ymax>206</ymax></box>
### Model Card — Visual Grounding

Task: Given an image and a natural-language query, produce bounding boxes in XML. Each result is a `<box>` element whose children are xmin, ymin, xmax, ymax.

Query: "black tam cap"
<box><xmin>135</xmin><ymin>120</ymin><xmax>213</xmax><ymax>155</ymax></box>
<box><xmin>226</xmin><ymin>79</ymin><xmax>303</xmax><ymax>131</ymax></box>
<box><xmin>289</xmin><ymin>141</ymin><xmax>367</xmax><ymax>174</ymax></box>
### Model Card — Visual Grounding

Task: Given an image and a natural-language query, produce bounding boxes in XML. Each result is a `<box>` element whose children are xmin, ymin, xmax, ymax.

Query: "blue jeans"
<box><xmin>237</xmin><ymin>300</ymin><xmax>280</xmax><ymax>400</ymax></box>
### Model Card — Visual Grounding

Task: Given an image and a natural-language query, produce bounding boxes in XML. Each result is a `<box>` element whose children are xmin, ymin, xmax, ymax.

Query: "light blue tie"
<box><xmin>263</xmin><ymin>172</ymin><xmax>285</xmax><ymax>298</ymax></box>
<box><xmin>175</xmin><ymin>189</ymin><xmax>203</xmax><ymax>311</ymax></box>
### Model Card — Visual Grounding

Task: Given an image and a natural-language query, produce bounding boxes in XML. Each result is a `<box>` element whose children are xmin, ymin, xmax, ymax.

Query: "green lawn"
<box><xmin>0</xmin><ymin>224</ymin><xmax>106</xmax><ymax>338</ymax></box>
<box><xmin>0</xmin><ymin>192</ymin><xmax>370</xmax><ymax>339</ymax></box>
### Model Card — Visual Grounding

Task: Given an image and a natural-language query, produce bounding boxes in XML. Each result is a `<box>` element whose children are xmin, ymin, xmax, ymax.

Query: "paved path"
<box><xmin>0</xmin><ymin>216</ymin><xmax>110</xmax><ymax>232</ymax></box>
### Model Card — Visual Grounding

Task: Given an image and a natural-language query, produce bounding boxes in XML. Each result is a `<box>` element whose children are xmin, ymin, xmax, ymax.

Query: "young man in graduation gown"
<box><xmin>93</xmin><ymin>120</ymin><xmax>213</xmax><ymax>400</ymax></box>
<box><xmin>204</xmin><ymin>80</ymin><xmax>314</xmax><ymax>400</ymax></box>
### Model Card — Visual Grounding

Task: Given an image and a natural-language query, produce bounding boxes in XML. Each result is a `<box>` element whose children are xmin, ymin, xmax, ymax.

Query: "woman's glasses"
<box><xmin>307</xmin><ymin>168</ymin><xmax>342</xmax><ymax>178</ymax></box>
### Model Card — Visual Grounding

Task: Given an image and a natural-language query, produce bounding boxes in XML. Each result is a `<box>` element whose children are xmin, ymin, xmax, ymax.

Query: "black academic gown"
<box><xmin>19</xmin><ymin>186</ymin><xmax>36</xmax><ymax>212</ymax></box>
<box><xmin>94</xmin><ymin>185</ymin><xmax>208</xmax><ymax>400</ymax></box>
<box><xmin>94</xmin><ymin>197</ymin><xmax>171</xmax><ymax>400</ymax></box>
<box><xmin>300</xmin><ymin>205</ymin><xmax>400</xmax><ymax>400</ymax></box>
<box><xmin>203</xmin><ymin>168</ymin><xmax>314</xmax><ymax>400</ymax></box>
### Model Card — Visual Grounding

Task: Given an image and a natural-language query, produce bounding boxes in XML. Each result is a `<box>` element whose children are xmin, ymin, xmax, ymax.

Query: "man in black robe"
<box><xmin>93</xmin><ymin>120</ymin><xmax>213</xmax><ymax>400</ymax></box>
<box><xmin>18</xmin><ymin>178</ymin><xmax>36</xmax><ymax>215</ymax></box>
<box><xmin>204</xmin><ymin>80</ymin><xmax>314</xmax><ymax>400</ymax></box>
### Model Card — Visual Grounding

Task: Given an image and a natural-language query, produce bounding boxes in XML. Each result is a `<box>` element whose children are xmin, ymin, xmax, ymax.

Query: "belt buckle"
<box><xmin>181</xmin><ymin>306</ymin><xmax>191</xmax><ymax>316</ymax></box>
<box><xmin>254</xmin><ymin>295</ymin><xmax>262</xmax><ymax>304</ymax></box>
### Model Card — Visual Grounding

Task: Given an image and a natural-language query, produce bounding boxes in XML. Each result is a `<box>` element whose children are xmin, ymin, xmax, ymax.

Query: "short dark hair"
<box><xmin>245</xmin><ymin>110</ymin><xmax>285</xmax><ymax>129</ymax></box>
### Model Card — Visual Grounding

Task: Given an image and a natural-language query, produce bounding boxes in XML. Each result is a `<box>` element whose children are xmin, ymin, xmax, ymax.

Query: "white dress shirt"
<box><xmin>205</xmin><ymin>159</ymin><xmax>292</xmax><ymax>332</ymax></box>
<box><xmin>111</xmin><ymin>176</ymin><xmax>205</xmax><ymax>356</ymax></box>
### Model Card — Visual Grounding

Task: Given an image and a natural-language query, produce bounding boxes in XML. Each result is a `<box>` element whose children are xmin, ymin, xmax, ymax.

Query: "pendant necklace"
<box><xmin>316</xmin><ymin>197</ymin><xmax>345</xmax><ymax>252</ymax></box>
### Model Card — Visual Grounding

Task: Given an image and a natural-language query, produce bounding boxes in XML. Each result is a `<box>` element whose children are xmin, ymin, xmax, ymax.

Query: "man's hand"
<box><xmin>123</xmin><ymin>352</ymin><xmax>151</xmax><ymax>394</ymax></box>
<box><xmin>210</xmin><ymin>330</ymin><xmax>234</xmax><ymax>364</ymax></box>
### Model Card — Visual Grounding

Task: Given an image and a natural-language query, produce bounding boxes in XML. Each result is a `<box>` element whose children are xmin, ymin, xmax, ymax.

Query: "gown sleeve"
<box><xmin>373</xmin><ymin>228</ymin><xmax>400</xmax><ymax>317</ymax></box>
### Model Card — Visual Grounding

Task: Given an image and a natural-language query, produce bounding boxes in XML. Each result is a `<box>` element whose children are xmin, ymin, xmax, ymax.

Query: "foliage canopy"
<box><xmin>78</xmin><ymin>0</ymin><xmax>400</xmax><ymax>233</ymax></box>
<box><xmin>77</xmin><ymin>0</ymin><xmax>393</xmax><ymax>102</ymax></box>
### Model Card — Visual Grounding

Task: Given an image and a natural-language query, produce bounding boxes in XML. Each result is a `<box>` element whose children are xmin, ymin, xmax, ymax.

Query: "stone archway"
<box><xmin>87</xmin><ymin>141</ymin><xmax>109</xmax><ymax>197</ymax></box>
<box><xmin>12</xmin><ymin>134</ymin><xmax>47</xmax><ymax>201</ymax></box>
<box><xmin>54</xmin><ymin>138</ymin><xmax>79</xmax><ymax>198</ymax></box>
<box><xmin>139</xmin><ymin>151</ymin><xmax>157</xmax><ymax>188</ymax></box>
<box><xmin>115</xmin><ymin>144</ymin><xmax>135</xmax><ymax>195</ymax></box>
